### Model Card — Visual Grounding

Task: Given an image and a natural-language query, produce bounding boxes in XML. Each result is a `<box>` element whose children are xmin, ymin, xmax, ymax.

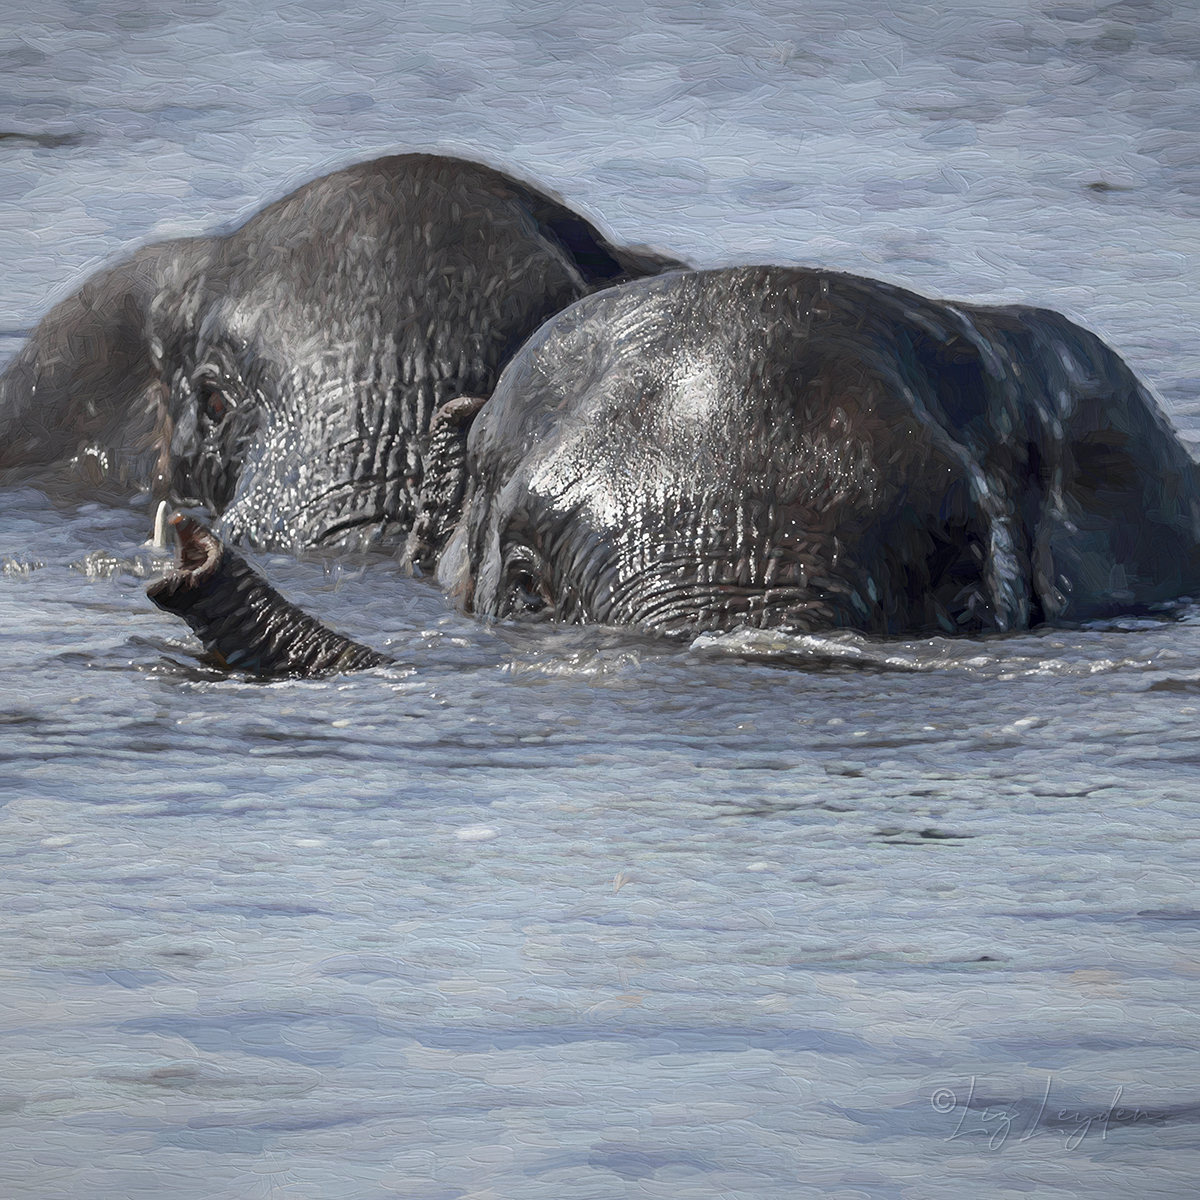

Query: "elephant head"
<box><xmin>0</xmin><ymin>154</ymin><xmax>682</xmax><ymax>552</ymax></box>
<box><xmin>454</xmin><ymin>267</ymin><xmax>1200</xmax><ymax>635</ymax></box>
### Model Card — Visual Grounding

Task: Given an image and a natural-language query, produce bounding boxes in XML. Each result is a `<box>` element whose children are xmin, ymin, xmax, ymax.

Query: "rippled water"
<box><xmin>4</xmin><ymin>2</ymin><xmax>1200</xmax><ymax>1197</ymax></box>
<box><xmin>6</xmin><ymin>488</ymin><xmax>1200</xmax><ymax>1198</ymax></box>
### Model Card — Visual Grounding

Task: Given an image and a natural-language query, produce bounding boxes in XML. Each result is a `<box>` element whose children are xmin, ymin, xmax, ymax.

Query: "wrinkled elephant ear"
<box><xmin>964</xmin><ymin>304</ymin><xmax>1200</xmax><ymax>621</ymax></box>
<box><xmin>515</xmin><ymin>182</ymin><xmax>689</xmax><ymax>287</ymax></box>
<box><xmin>147</xmin><ymin>515</ymin><xmax>390</xmax><ymax>676</ymax></box>
<box><xmin>0</xmin><ymin>237</ymin><xmax>214</xmax><ymax>497</ymax></box>
<box><xmin>405</xmin><ymin>395</ymin><xmax>489</xmax><ymax>575</ymax></box>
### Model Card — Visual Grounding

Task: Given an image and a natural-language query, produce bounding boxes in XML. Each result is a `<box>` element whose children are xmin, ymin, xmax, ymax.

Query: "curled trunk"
<box><xmin>147</xmin><ymin>516</ymin><xmax>390</xmax><ymax>676</ymax></box>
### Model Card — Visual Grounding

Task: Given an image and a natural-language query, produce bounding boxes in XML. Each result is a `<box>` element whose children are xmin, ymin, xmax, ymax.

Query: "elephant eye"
<box><xmin>198</xmin><ymin>382</ymin><xmax>229</xmax><ymax>424</ymax></box>
<box><xmin>512</xmin><ymin>571</ymin><xmax>547</xmax><ymax>613</ymax></box>
<box><xmin>501</xmin><ymin>548</ymin><xmax>553</xmax><ymax>618</ymax></box>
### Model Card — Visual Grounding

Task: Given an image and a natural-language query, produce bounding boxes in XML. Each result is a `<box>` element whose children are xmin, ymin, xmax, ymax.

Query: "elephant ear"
<box><xmin>406</xmin><ymin>395</ymin><xmax>489</xmax><ymax>574</ymax></box>
<box><xmin>512</xmin><ymin>181</ymin><xmax>689</xmax><ymax>286</ymax></box>
<box><xmin>0</xmin><ymin>236</ymin><xmax>214</xmax><ymax>497</ymax></box>
<box><xmin>535</xmin><ymin>212</ymin><xmax>688</xmax><ymax>285</ymax></box>
<box><xmin>1008</xmin><ymin>305</ymin><xmax>1200</xmax><ymax>618</ymax></box>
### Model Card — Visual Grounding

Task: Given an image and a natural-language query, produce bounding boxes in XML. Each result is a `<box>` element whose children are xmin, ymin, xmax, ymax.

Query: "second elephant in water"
<box><xmin>0</xmin><ymin>153</ymin><xmax>680</xmax><ymax>545</ymax></box>
<box><xmin>150</xmin><ymin>266</ymin><xmax>1200</xmax><ymax>672</ymax></box>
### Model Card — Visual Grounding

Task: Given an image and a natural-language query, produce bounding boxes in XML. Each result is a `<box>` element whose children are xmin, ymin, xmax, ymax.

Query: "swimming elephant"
<box><xmin>148</xmin><ymin>266</ymin><xmax>1200</xmax><ymax>674</ymax></box>
<box><xmin>0</xmin><ymin>153</ymin><xmax>682</xmax><ymax>550</ymax></box>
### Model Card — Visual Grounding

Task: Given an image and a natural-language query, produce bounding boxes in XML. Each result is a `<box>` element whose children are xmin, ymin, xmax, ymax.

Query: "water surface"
<box><xmin>3</xmin><ymin>2</ymin><xmax>1200</xmax><ymax>1196</ymax></box>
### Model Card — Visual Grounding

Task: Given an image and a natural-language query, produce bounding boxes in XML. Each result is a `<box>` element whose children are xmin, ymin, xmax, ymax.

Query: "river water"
<box><xmin>3</xmin><ymin>2</ymin><xmax>1200</xmax><ymax>1197</ymax></box>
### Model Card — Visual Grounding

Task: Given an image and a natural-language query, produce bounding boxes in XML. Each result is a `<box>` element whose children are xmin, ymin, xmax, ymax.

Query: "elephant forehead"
<box><xmin>516</xmin><ymin>349</ymin><xmax>891</xmax><ymax>532</ymax></box>
<box><xmin>517</xmin><ymin>350</ymin><xmax>738</xmax><ymax>516</ymax></box>
<box><xmin>597</xmin><ymin>349</ymin><xmax>735</xmax><ymax>444</ymax></box>
<box><xmin>655</xmin><ymin>352</ymin><xmax>730</xmax><ymax>429</ymax></box>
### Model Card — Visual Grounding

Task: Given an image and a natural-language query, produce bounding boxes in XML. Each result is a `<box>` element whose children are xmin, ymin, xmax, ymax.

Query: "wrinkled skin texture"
<box><xmin>143</xmin><ymin>265</ymin><xmax>1200</xmax><ymax>677</ymax></box>
<box><xmin>458</xmin><ymin>267</ymin><xmax>1200</xmax><ymax>635</ymax></box>
<box><xmin>147</xmin><ymin>516</ymin><xmax>388</xmax><ymax>675</ymax></box>
<box><xmin>7</xmin><ymin>167</ymin><xmax>1200</xmax><ymax>671</ymax></box>
<box><xmin>0</xmin><ymin>154</ymin><xmax>681</xmax><ymax>551</ymax></box>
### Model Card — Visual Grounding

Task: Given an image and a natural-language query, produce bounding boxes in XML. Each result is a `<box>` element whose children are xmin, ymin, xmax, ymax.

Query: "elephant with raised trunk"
<box><xmin>145</xmin><ymin>266</ymin><xmax>1200</xmax><ymax>674</ymax></box>
<box><xmin>0</xmin><ymin>153</ymin><xmax>682</xmax><ymax>549</ymax></box>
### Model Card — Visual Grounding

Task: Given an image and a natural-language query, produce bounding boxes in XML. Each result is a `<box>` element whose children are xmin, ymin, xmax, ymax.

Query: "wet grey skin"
<box><xmin>145</xmin><ymin>266</ymin><xmax>1200</xmax><ymax>676</ymax></box>
<box><xmin>462</xmin><ymin>267</ymin><xmax>1200</xmax><ymax>636</ymax></box>
<box><xmin>147</xmin><ymin>515</ymin><xmax>389</xmax><ymax>675</ymax></box>
<box><xmin>0</xmin><ymin>154</ymin><xmax>683</xmax><ymax>553</ymax></box>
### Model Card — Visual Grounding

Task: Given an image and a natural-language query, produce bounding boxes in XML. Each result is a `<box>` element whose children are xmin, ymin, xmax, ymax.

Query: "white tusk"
<box><xmin>151</xmin><ymin>500</ymin><xmax>171</xmax><ymax>550</ymax></box>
